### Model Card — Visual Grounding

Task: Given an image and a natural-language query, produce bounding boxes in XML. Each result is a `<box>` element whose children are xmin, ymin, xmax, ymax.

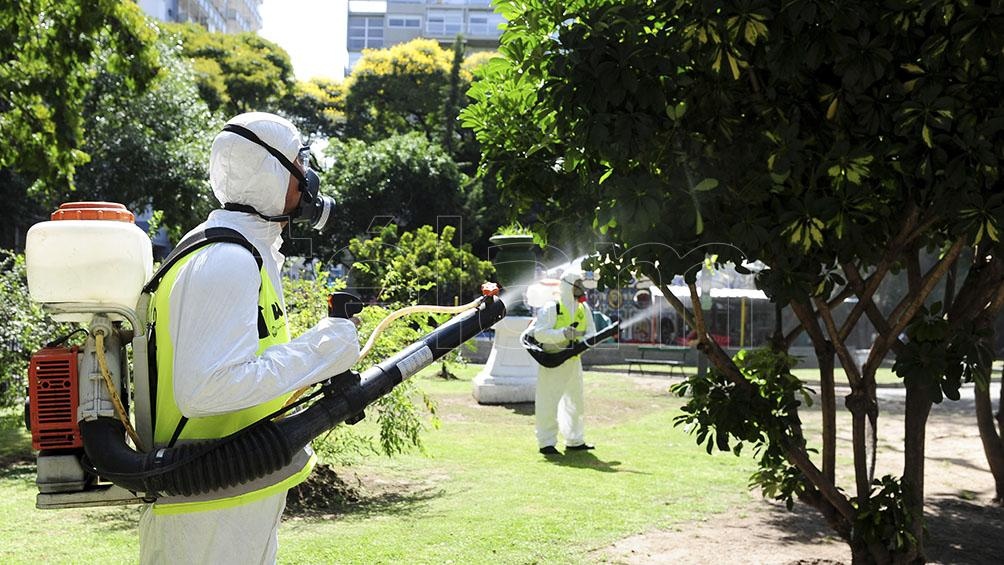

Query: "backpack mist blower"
<box><xmin>520</xmin><ymin>322</ymin><xmax>620</xmax><ymax>368</ymax></box>
<box><xmin>22</xmin><ymin>202</ymin><xmax>506</xmax><ymax>508</ymax></box>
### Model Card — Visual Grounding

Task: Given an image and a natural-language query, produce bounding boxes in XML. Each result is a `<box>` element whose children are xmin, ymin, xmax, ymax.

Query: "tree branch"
<box><xmin>833</xmin><ymin>206</ymin><xmax>920</xmax><ymax>344</ymax></box>
<box><xmin>842</xmin><ymin>264</ymin><xmax>906</xmax><ymax>357</ymax></box>
<box><xmin>783</xmin><ymin>286</ymin><xmax>856</xmax><ymax>348</ymax></box>
<box><xmin>813</xmin><ymin>297</ymin><xmax>863</xmax><ymax>388</ymax></box>
<box><xmin>789</xmin><ymin>299</ymin><xmax>836</xmax><ymax>483</ymax></box>
<box><xmin>784</xmin><ymin>442</ymin><xmax>855</xmax><ymax>522</ymax></box>
<box><xmin>867</xmin><ymin>238</ymin><xmax>966</xmax><ymax>376</ymax></box>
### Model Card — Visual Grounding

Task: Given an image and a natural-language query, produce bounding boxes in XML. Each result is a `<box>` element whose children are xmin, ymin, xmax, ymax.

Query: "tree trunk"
<box><xmin>901</xmin><ymin>379</ymin><xmax>933</xmax><ymax>562</ymax></box>
<box><xmin>975</xmin><ymin>374</ymin><xmax>1004</xmax><ymax>504</ymax></box>
<box><xmin>819</xmin><ymin>343</ymin><xmax>837</xmax><ymax>483</ymax></box>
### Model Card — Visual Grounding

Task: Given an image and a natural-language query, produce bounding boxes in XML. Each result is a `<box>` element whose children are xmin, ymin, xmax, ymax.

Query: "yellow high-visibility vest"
<box><xmin>148</xmin><ymin>245</ymin><xmax>314</xmax><ymax>515</ymax></box>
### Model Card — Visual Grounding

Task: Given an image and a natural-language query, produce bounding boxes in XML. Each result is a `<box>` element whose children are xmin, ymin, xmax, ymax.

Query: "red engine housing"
<box><xmin>28</xmin><ymin>347</ymin><xmax>81</xmax><ymax>450</ymax></box>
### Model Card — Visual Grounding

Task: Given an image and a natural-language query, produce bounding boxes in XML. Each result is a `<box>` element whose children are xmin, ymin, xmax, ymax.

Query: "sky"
<box><xmin>259</xmin><ymin>0</ymin><xmax>348</xmax><ymax>81</ymax></box>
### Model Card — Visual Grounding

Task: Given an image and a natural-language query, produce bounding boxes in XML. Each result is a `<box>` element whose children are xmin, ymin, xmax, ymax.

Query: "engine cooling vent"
<box><xmin>28</xmin><ymin>347</ymin><xmax>81</xmax><ymax>450</ymax></box>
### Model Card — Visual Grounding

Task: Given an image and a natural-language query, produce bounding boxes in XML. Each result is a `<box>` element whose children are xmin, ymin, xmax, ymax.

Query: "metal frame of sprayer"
<box><xmin>29</xmin><ymin>291</ymin><xmax>506</xmax><ymax>509</ymax></box>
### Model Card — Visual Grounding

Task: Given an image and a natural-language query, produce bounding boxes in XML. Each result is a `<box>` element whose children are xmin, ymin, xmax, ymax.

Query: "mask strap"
<box><xmin>222</xmin><ymin>202</ymin><xmax>289</xmax><ymax>223</ymax></box>
<box><xmin>221</xmin><ymin>124</ymin><xmax>309</xmax><ymax>186</ymax></box>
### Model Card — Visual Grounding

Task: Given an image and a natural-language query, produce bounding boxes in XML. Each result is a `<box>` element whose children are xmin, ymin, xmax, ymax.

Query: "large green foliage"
<box><xmin>466</xmin><ymin>0</ymin><xmax>1004</xmax><ymax>559</ymax></box>
<box><xmin>0</xmin><ymin>251</ymin><xmax>67</xmax><ymax>410</ymax></box>
<box><xmin>321</xmin><ymin>133</ymin><xmax>467</xmax><ymax>250</ymax></box>
<box><xmin>0</xmin><ymin>0</ymin><xmax>160</xmax><ymax>191</ymax></box>
<box><xmin>465</xmin><ymin>0</ymin><xmax>1003</xmax><ymax>274</ymax></box>
<box><xmin>70</xmin><ymin>43</ymin><xmax>218</xmax><ymax>240</ymax></box>
<box><xmin>162</xmin><ymin>22</ymin><xmax>294</xmax><ymax>115</ymax></box>
<box><xmin>347</xmin><ymin>224</ymin><xmax>494</xmax><ymax>305</ymax></box>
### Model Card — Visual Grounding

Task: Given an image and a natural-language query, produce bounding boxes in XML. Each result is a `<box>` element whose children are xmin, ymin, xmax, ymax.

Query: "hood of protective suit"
<box><xmin>559</xmin><ymin>270</ymin><xmax>584</xmax><ymax>314</ymax></box>
<box><xmin>210</xmin><ymin>112</ymin><xmax>301</xmax><ymax>217</ymax></box>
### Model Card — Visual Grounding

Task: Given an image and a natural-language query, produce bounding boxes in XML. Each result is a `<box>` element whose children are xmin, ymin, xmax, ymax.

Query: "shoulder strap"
<box><xmin>145</xmin><ymin>227</ymin><xmax>263</xmax><ymax>447</ymax></box>
<box><xmin>143</xmin><ymin>227</ymin><xmax>263</xmax><ymax>294</ymax></box>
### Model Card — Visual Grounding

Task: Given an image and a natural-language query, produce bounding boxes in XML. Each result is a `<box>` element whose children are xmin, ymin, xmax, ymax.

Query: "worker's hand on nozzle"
<box><xmin>562</xmin><ymin>327</ymin><xmax>578</xmax><ymax>341</ymax></box>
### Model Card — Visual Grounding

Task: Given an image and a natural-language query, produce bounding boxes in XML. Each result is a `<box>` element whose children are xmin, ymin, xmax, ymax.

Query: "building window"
<box><xmin>427</xmin><ymin>9</ymin><xmax>462</xmax><ymax>36</ymax></box>
<box><xmin>467</xmin><ymin>11</ymin><xmax>504</xmax><ymax>36</ymax></box>
<box><xmin>348</xmin><ymin>15</ymin><xmax>384</xmax><ymax>51</ymax></box>
<box><xmin>388</xmin><ymin>16</ymin><xmax>421</xmax><ymax>29</ymax></box>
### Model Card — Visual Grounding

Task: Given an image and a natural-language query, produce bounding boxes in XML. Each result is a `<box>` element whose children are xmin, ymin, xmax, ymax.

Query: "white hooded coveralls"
<box><xmin>532</xmin><ymin>271</ymin><xmax>596</xmax><ymax>449</ymax></box>
<box><xmin>139</xmin><ymin>113</ymin><xmax>360</xmax><ymax>565</ymax></box>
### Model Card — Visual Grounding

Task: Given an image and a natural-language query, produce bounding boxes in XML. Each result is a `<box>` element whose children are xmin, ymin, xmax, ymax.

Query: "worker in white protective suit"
<box><xmin>138</xmin><ymin>112</ymin><xmax>360</xmax><ymax>564</ymax></box>
<box><xmin>531</xmin><ymin>271</ymin><xmax>597</xmax><ymax>455</ymax></box>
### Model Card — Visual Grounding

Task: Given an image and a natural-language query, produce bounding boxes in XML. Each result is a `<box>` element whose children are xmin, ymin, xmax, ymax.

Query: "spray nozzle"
<box><xmin>481</xmin><ymin>282</ymin><xmax>500</xmax><ymax>297</ymax></box>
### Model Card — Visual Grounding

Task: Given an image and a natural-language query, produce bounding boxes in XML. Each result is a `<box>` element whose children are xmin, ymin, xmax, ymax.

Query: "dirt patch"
<box><xmin>598</xmin><ymin>378</ymin><xmax>1004</xmax><ymax>564</ymax></box>
<box><xmin>285</xmin><ymin>463</ymin><xmax>363</xmax><ymax>516</ymax></box>
<box><xmin>284</xmin><ymin>463</ymin><xmax>447</xmax><ymax>520</ymax></box>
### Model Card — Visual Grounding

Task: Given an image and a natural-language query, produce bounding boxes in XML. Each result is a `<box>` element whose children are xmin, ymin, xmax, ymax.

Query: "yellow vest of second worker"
<box><xmin>542</xmin><ymin>301</ymin><xmax>589</xmax><ymax>359</ymax></box>
<box><xmin>553</xmin><ymin>301</ymin><xmax>589</xmax><ymax>332</ymax></box>
<box><xmin>148</xmin><ymin>245</ymin><xmax>315</xmax><ymax>515</ymax></box>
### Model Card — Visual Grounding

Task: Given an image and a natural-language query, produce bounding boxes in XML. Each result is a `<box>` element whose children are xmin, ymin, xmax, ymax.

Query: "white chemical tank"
<box><xmin>26</xmin><ymin>202</ymin><xmax>154</xmax><ymax>322</ymax></box>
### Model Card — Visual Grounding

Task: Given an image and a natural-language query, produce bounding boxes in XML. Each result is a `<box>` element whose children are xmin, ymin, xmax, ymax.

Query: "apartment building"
<box><xmin>137</xmin><ymin>0</ymin><xmax>263</xmax><ymax>33</ymax></box>
<box><xmin>347</xmin><ymin>0</ymin><xmax>505</xmax><ymax>72</ymax></box>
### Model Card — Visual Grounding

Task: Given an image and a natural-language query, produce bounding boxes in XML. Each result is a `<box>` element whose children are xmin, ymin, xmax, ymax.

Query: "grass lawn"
<box><xmin>592</xmin><ymin>363</ymin><xmax>903</xmax><ymax>386</ymax></box>
<box><xmin>0</xmin><ymin>364</ymin><xmax>756</xmax><ymax>564</ymax></box>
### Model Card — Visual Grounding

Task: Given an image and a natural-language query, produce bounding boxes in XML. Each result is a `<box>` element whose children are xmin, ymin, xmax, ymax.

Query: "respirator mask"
<box><xmin>569</xmin><ymin>279</ymin><xmax>588</xmax><ymax>303</ymax></box>
<box><xmin>220</xmin><ymin>123</ymin><xmax>335</xmax><ymax>231</ymax></box>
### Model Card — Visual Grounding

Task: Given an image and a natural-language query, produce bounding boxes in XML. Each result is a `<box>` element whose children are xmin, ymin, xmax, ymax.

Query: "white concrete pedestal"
<box><xmin>472</xmin><ymin>316</ymin><xmax>538</xmax><ymax>404</ymax></box>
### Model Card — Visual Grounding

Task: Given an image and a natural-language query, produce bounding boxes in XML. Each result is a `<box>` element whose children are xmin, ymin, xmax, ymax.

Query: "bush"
<box><xmin>0</xmin><ymin>251</ymin><xmax>68</xmax><ymax>414</ymax></box>
<box><xmin>282</xmin><ymin>261</ymin><xmax>438</xmax><ymax>463</ymax></box>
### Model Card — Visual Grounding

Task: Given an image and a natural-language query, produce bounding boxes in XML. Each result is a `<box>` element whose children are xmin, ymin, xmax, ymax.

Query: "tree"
<box><xmin>162</xmin><ymin>22</ymin><xmax>294</xmax><ymax>116</ymax></box>
<box><xmin>69</xmin><ymin>42</ymin><xmax>218</xmax><ymax>239</ymax></box>
<box><xmin>343</xmin><ymin>38</ymin><xmax>495</xmax><ymax>163</ymax></box>
<box><xmin>347</xmin><ymin>224</ymin><xmax>494</xmax><ymax>305</ymax></box>
<box><xmin>0</xmin><ymin>0</ymin><xmax>159</xmax><ymax>192</ymax></box>
<box><xmin>344</xmin><ymin>38</ymin><xmax>453</xmax><ymax>142</ymax></box>
<box><xmin>464</xmin><ymin>1</ymin><xmax>1004</xmax><ymax>562</ymax></box>
<box><xmin>320</xmin><ymin>133</ymin><xmax>467</xmax><ymax>251</ymax></box>
<box><xmin>281</xmin><ymin>78</ymin><xmax>345</xmax><ymax>139</ymax></box>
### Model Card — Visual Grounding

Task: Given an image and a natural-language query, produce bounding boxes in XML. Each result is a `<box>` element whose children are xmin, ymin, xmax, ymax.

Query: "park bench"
<box><xmin>626</xmin><ymin>345</ymin><xmax>691</xmax><ymax>377</ymax></box>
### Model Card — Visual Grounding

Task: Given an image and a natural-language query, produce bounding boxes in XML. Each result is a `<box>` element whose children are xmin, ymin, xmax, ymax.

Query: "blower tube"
<box><xmin>79</xmin><ymin>296</ymin><xmax>506</xmax><ymax>497</ymax></box>
<box><xmin>520</xmin><ymin>321</ymin><xmax>620</xmax><ymax>369</ymax></box>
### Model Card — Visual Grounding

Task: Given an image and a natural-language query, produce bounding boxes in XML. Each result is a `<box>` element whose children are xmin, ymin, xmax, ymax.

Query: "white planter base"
<box><xmin>472</xmin><ymin>316</ymin><xmax>538</xmax><ymax>404</ymax></box>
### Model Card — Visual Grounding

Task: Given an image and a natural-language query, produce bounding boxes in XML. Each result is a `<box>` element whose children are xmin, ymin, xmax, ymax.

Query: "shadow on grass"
<box><xmin>291</xmin><ymin>486</ymin><xmax>445</xmax><ymax>523</ymax></box>
<box><xmin>84</xmin><ymin>504</ymin><xmax>144</xmax><ymax>533</ymax></box>
<box><xmin>498</xmin><ymin>402</ymin><xmax>534</xmax><ymax>417</ymax></box>
<box><xmin>0</xmin><ymin>457</ymin><xmax>36</xmax><ymax>482</ymax></box>
<box><xmin>543</xmin><ymin>450</ymin><xmax>649</xmax><ymax>475</ymax></box>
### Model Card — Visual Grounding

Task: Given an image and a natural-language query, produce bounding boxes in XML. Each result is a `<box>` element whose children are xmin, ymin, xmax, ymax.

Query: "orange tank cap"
<box><xmin>50</xmin><ymin>202</ymin><xmax>135</xmax><ymax>222</ymax></box>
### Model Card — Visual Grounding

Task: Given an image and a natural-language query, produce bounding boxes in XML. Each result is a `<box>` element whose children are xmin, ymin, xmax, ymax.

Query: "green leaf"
<box><xmin>694</xmin><ymin>178</ymin><xmax>719</xmax><ymax>192</ymax></box>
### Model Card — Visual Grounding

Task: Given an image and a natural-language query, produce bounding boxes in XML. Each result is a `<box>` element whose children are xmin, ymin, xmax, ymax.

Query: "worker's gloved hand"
<box><xmin>562</xmin><ymin>326</ymin><xmax>578</xmax><ymax>341</ymax></box>
<box><xmin>328</xmin><ymin>292</ymin><xmax>364</xmax><ymax>320</ymax></box>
